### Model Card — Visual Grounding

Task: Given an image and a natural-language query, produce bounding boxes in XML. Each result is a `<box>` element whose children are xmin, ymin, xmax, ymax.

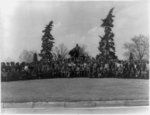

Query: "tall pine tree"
<box><xmin>98</xmin><ymin>8</ymin><xmax>117</xmax><ymax>62</ymax></box>
<box><xmin>33</xmin><ymin>53</ymin><xmax>38</xmax><ymax>63</ymax></box>
<box><xmin>39</xmin><ymin>21</ymin><xmax>54</xmax><ymax>62</ymax></box>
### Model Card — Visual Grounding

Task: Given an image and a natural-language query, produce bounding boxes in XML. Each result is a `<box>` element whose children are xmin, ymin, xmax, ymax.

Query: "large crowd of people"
<box><xmin>1</xmin><ymin>57</ymin><xmax>149</xmax><ymax>82</ymax></box>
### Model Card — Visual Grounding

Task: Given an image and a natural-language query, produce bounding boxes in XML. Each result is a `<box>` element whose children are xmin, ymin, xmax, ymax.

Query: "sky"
<box><xmin>0</xmin><ymin>0</ymin><xmax>149</xmax><ymax>62</ymax></box>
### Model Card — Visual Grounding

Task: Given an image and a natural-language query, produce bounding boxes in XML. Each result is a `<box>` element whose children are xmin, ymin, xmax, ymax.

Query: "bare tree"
<box><xmin>123</xmin><ymin>35</ymin><xmax>149</xmax><ymax>61</ymax></box>
<box><xmin>79</xmin><ymin>44</ymin><xmax>89</xmax><ymax>57</ymax></box>
<box><xmin>19</xmin><ymin>50</ymin><xmax>35</xmax><ymax>63</ymax></box>
<box><xmin>53</xmin><ymin>43</ymin><xmax>68</xmax><ymax>60</ymax></box>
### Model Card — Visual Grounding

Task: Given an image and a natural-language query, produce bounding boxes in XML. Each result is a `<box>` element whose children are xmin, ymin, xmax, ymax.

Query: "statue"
<box><xmin>69</xmin><ymin>44</ymin><xmax>80</xmax><ymax>58</ymax></box>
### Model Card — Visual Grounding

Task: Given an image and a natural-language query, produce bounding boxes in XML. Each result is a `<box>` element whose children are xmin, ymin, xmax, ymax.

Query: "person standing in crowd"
<box><xmin>1</xmin><ymin>56</ymin><xmax>149</xmax><ymax>81</ymax></box>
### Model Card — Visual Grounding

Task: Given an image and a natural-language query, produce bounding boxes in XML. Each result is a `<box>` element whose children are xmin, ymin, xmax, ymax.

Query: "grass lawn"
<box><xmin>1</xmin><ymin>78</ymin><xmax>149</xmax><ymax>102</ymax></box>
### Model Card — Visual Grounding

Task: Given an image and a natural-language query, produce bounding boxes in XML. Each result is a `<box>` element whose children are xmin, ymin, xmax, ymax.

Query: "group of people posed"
<box><xmin>1</xmin><ymin>57</ymin><xmax>149</xmax><ymax>81</ymax></box>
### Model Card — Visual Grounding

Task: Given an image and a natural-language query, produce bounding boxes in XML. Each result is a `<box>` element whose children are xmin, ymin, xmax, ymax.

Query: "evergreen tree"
<box><xmin>33</xmin><ymin>53</ymin><xmax>38</xmax><ymax>63</ymax></box>
<box><xmin>98</xmin><ymin>8</ymin><xmax>117</xmax><ymax>62</ymax></box>
<box><xmin>39</xmin><ymin>21</ymin><xmax>55</xmax><ymax>62</ymax></box>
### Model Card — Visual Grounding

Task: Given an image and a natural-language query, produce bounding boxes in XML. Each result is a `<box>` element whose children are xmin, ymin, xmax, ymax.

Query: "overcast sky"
<box><xmin>0</xmin><ymin>0</ymin><xmax>149</xmax><ymax>62</ymax></box>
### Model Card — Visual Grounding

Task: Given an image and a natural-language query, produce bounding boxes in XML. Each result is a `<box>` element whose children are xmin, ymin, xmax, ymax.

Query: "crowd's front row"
<box><xmin>1</xmin><ymin>59</ymin><xmax>149</xmax><ymax>81</ymax></box>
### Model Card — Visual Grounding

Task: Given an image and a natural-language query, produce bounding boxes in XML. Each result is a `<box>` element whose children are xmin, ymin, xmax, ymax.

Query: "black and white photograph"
<box><xmin>0</xmin><ymin>0</ymin><xmax>149</xmax><ymax>114</ymax></box>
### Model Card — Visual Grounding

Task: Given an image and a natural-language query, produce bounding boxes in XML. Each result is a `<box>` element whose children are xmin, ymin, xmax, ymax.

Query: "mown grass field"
<box><xmin>1</xmin><ymin>78</ymin><xmax>149</xmax><ymax>102</ymax></box>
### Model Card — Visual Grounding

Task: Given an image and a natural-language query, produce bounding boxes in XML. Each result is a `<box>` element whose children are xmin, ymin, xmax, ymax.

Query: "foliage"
<box><xmin>19</xmin><ymin>50</ymin><xmax>34</xmax><ymax>63</ymax></box>
<box><xmin>39</xmin><ymin>21</ymin><xmax>55</xmax><ymax>62</ymax></box>
<box><xmin>129</xmin><ymin>52</ymin><xmax>134</xmax><ymax>61</ymax></box>
<box><xmin>98</xmin><ymin>8</ymin><xmax>117</xmax><ymax>62</ymax></box>
<box><xmin>33</xmin><ymin>53</ymin><xmax>38</xmax><ymax>63</ymax></box>
<box><xmin>53</xmin><ymin>43</ymin><xmax>69</xmax><ymax>60</ymax></box>
<box><xmin>124</xmin><ymin>35</ymin><xmax>149</xmax><ymax>61</ymax></box>
<box><xmin>79</xmin><ymin>44</ymin><xmax>89</xmax><ymax>57</ymax></box>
